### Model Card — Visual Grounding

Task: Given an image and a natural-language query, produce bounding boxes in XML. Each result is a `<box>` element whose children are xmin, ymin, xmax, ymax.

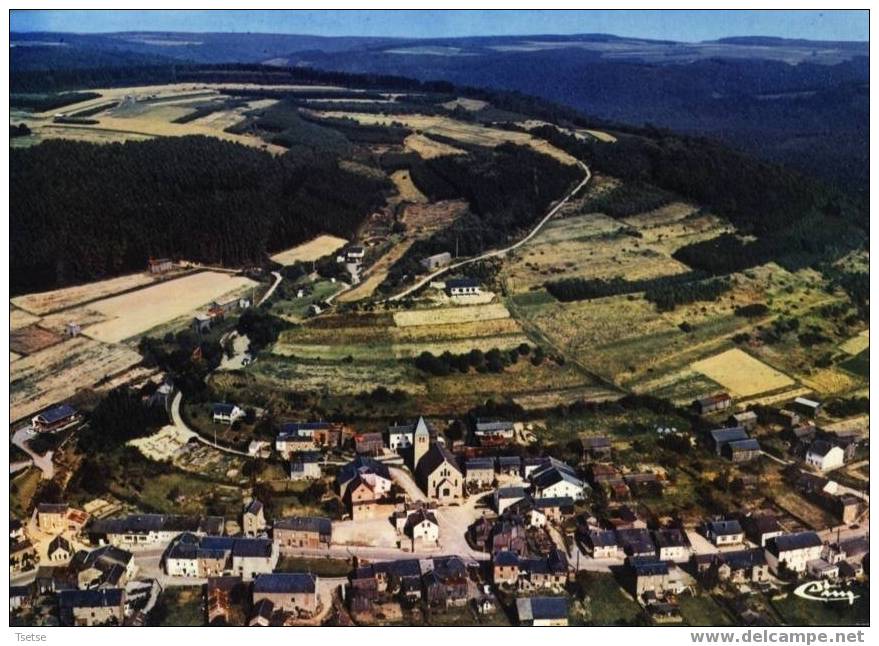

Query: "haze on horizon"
<box><xmin>10</xmin><ymin>9</ymin><xmax>869</xmax><ymax>43</ymax></box>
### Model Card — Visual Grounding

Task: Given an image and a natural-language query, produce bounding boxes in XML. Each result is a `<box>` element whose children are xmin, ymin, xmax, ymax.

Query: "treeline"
<box><xmin>545</xmin><ymin>271</ymin><xmax>731</xmax><ymax>311</ymax></box>
<box><xmin>380</xmin><ymin>144</ymin><xmax>582</xmax><ymax>291</ymax></box>
<box><xmin>10</xmin><ymin>91</ymin><xmax>101</xmax><ymax>111</ymax></box>
<box><xmin>11</xmin><ymin>136</ymin><xmax>389</xmax><ymax>294</ymax></box>
<box><xmin>415</xmin><ymin>343</ymin><xmax>537</xmax><ymax>375</ymax></box>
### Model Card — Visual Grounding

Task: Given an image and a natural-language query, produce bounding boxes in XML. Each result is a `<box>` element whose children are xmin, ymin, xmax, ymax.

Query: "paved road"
<box><xmin>258</xmin><ymin>271</ymin><xmax>283</xmax><ymax>306</ymax></box>
<box><xmin>11</xmin><ymin>426</ymin><xmax>54</xmax><ymax>480</ymax></box>
<box><xmin>388</xmin><ymin>160</ymin><xmax>591</xmax><ymax>301</ymax></box>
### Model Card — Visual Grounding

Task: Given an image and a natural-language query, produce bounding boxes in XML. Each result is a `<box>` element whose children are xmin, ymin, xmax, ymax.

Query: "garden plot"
<box><xmin>82</xmin><ymin>271</ymin><xmax>257</xmax><ymax>343</ymax></box>
<box><xmin>10</xmin><ymin>336</ymin><xmax>142</xmax><ymax>422</ymax></box>
<box><xmin>691</xmin><ymin>348</ymin><xmax>794</xmax><ymax>398</ymax></box>
<box><xmin>10</xmin><ymin>324</ymin><xmax>64</xmax><ymax>355</ymax></box>
<box><xmin>270</xmin><ymin>235</ymin><xmax>348</xmax><ymax>265</ymax></box>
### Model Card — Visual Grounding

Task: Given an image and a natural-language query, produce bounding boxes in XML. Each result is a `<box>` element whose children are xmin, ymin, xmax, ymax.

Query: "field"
<box><xmin>691</xmin><ymin>348</ymin><xmax>795</xmax><ymax>398</ymax></box>
<box><xmin>10</xmin><ymin>307</ymin><xmax>41</xmax><ymax>330</ymax></box>
<box><xmin>389</xmin><ymin>169</ymin><xmax>428</xmax><ymax>203</ymax></box>
<box><xmin>313</xmin><ymin>110</ymin><xmax>579</xmax><ymax>165</ymax></box>
<box><xmin>10</xmin><ymin>324</ymin><xmax>64</xmax><ymax>355</ymax></box>
<box><xmin>270</xmin><ymin>235</ymin><xmax>349</xmax><ymax>265</ymax></box>
<box><xmin>10</xmin><ymin>336</ymin><xmax>142</xmax><ymax>422</ymax></box>
<box><xmin>403</xmin><ymin>133</ymin><xmax>465</xmax><ymax>159</ymax></box>
<box><xmin>81</xmin><ymin>271</ymin><xmax>257</xmax><ymax>343</ymax></box>
<box><xmin>393</xmin><ymin>302</ymin><xmax>511</xmax><ymax>326</ymax></box>
<box><xmin>11</xmin><ymin>271</ymin><xmax>161</xmax><ymax>315</ymax></box>
<box><xmin>840</xmin><ymin>329</ymin><xmax>869</xmax><ymax>355</ymax></box>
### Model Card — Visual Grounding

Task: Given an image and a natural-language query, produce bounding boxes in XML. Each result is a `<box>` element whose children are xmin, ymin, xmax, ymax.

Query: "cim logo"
<box><xmin>794</xmin><ymin>579</ymin><xmax>859</xmax><ymax>605</ymax></box>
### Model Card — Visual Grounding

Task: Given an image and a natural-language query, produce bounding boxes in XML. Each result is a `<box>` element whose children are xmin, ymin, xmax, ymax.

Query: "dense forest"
<box><xmin>10</xmin><ymin>136</ymin><xmax>389</xmax><ymax>294</ymax></box>
<box><xmin>379</xmin><ymin>144</ymin><xmax>582</xmax><ymax>291</ymax></box>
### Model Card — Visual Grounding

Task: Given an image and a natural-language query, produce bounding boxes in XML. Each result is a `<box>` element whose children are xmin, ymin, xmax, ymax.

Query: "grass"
<box><xmin>678</xmin><ymin>594</ymin><xmax>734</xmax><ymax>626</ymax></box>
<box><xmin>139</xmin><ymin>473</ymin><xmax>244</xmax><ymax>517</ymax></box>
<box><xmin>148</xmin><ymin>587</ymin><xmax>205</xmax><ymax>627</ymax></box>
<box><xmin>10</xmin><ymin>468</ymin><xmax>42</xmax><ymax>518</ymax></box>
<box><xmin>770</xmin><ymin>584</ymin><xmax>869</xmax><ymax>626</ymax></box>
<box><xmin>569</xmin><ymin>572</ymin><xmax>645</xmax><ymax>626</ymax></box>
<box><xmin>276</xmin><ymin>557</ymin><xmax>352</xmax><ymax>577</ymax></box>
<box><xmin>839</xmin><ymin>348</ymin><xmax>869</xmax><ymax>378</ymax></box>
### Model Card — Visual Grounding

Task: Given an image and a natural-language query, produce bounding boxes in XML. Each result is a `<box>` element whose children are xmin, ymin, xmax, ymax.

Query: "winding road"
<box><xmin>388</xmin><ymin>160</ymin><xmax>592</xmax><ymax>301</ymax></box>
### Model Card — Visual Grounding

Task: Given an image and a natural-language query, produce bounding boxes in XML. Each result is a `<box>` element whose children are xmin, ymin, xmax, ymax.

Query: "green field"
<box><xmin>678</xmin><ymin>594</ymin><xmax>734</xmax><ymax>626</ymax></box>
<box><xmin>840</xmin><ymin>348</ymin><xmax>869</xmax><ymax>378</ymax></box>
<box><xmin>148</xmin><ymin>587</ymin><xmax>205</xmax><ymax>627</ymax></box>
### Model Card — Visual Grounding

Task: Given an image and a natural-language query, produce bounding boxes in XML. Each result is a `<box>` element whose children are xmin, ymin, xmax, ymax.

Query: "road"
<box><xmin>169</xmin><ymin>391</ymin><xmax>250</xmax><ymax>457</ymax></box>
<box><xmin>258</xmin><ymin>271</ymin><xmax>282</xmax><ymax>306</ymax></box>
<box><xmin>388</xmin><ymin>160</ymin><xmax>591</xmax><ymax>301</ymax></box>
<box><xmin>11</xmin><ymin>426</ymin><xmax>54</xmax><ymax>480</ymax></box>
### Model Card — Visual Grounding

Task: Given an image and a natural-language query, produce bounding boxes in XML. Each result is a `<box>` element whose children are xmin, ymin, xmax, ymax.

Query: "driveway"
<box><xmin>12</xmin><ymin>426</ymin><xmax>54</xmax><ymax>480</ymax></box>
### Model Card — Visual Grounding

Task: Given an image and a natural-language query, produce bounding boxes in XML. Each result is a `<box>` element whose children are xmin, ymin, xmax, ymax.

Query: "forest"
<box><xmin>10</xmin><ymin>136</ymin><xmax>389</xmax><ymax>294</ymax></box>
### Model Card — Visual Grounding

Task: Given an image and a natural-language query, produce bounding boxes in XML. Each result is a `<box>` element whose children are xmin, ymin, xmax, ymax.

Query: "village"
<box><xmin>9</xmin><ymin>379</ymin><xmax>870</xmax><ymax>626</ymax></box>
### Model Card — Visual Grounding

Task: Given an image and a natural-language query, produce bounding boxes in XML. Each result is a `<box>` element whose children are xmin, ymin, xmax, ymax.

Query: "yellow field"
<box><xmin>82</xmin><ymin>271</ymin><xmax>257</xmax><ymax>343</ymax></box>
<box><xmin>390</xmin><ymin>169</ymin><xmax>428</xmax><ymax>203</ymax></box>
<box><xmin>10</xmin><ymin>307</ymin><xmax>41</xmax><ymax>330</ymax></box>
<box><xmin>269</xmin><ymin>235</ymin><xmax>348</xmax><ymax>265</ymax></box>
<box><xmin>316</xmin><ymin>111</ymin><xmax>579</xmax><ymax>166</ymax></box>
<box><xmin>10</xmin><ymin>336</ymin><xmax>142</xmax><ymax>422</ymax></box>
<box><xmin>393</xmin><ymin>302</ymin><xmax>511</xmax><ymax>327</ymax></box>
<box><xmin>404</xmin><ymin>133</ymin><xmax>465</xmax><ymax>159</ymax></box>
<box><xmin>583</xmin><ymin>129</ymin><xmax>617</xmax><ymax>143</ymax></box>
<box><xmin>801</xmin><ymin>368</ymin><xmax>860</xmax><ymax>397</ymax></box>
<box><xmin>691</xmin><ymin>348</ymin><xmax>794</xmax><ymax>397</ymax></box>
<box><xmin>12</xmin><ymin>271</ymin><xmax>161</xmax><ymax>315</ymax></box>
<box><xmin>840</xmin><ymin>329</ymin><xmax>869</xmax><ymax>355</ymax></box>
<box><xmin>337</xmin><ymin>240</ymin><xmax>415</xmax><ymax>303</ymax></box>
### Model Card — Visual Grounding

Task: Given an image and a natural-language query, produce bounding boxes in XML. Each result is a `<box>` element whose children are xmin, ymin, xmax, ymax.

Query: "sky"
<box><xmin>9</xmin><ymin>9</ymin><xmax>869</xmax><ymax>42</ymax></box>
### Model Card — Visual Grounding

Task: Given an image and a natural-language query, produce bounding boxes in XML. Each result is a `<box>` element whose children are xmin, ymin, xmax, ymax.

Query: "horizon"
<box><xmin>10</xmin><ymin>9</ymin><xmax>869</xmax><ymax>43</ymax></box>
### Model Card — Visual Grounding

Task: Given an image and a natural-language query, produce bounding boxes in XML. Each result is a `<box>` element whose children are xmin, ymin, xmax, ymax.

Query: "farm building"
<box><xmin>31</xmin><ymin>404</ymin><xmax>79</xmax><ymax>433</ymax></box>
<box><xmin>65</xmin><ymin>322</ymin><xmax>82</xmax><ymax>338</ymax></box>
<box><xmin>420</xmin><ymin>251</ymin><xmax>452</xmax><ymax>271</ymax></box>
<box><xmin>193</xmin><ymin>314</ymin><xmax>213</xmax><ymax>334</ymax></box>
<box><xmin>805</xmin><ymin>439</ymin><xmax>845</xmax><ymax>472</ymax></box>
<box><xmin>516</xmin><ymin>596</ymin><xmax>568</xmax><ymax>627</ymax></box>
<box><xmin>792</xmin><ymin>397</ymin><xmax>822</xmax><ymax>418</ymax></box>
<box><xmin>693</xmin><ymin>393</ymin><xmax>732</xmax><ymax>415</ymax></box>
<box><xmin>148</xmin><ymin>258</ymin><xmax>173</xmax><ymax>274</ymax></box>
<box><xmin>445</xmin><ymin>277</ymin><xmax>481</xmax><ymax>296</ymax></box>
<box><xmin>474</xmin><ymin>419</ymin><xmax>515</xmax><ymax>445</ymax></box>
<box><xmin>708</xmin><ymin>426</ymin><xmax>749</xmax><ymax>455</ymax></box>
<box><xmin>722</xmin><ymin>438</ymin><xmax>762</xmax><ymax>463</ymax></box>
<box><xmin>728</xmin><ymin>410</ymin><xmax>758</xmax><ymax>431</ymax></box>
<box><xmin>581</xmin><ymin>436</ymin><xmax>613</xmax><ymax>461</ymax></box>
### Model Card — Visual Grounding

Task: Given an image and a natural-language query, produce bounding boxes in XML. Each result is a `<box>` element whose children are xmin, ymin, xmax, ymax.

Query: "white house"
<box><xmin>765</xmin><ymin>532</ymin><xmax>824</xmax><ymax>575</ymax></box>
<box><xmin>494</xmin><ymin>487</ymin><xmax>528</xmax><ymax>515</ymax></box>
<box><xmin>212</xmin><ymin>403</ymin><xmax>245</xmax><ymax>425</ymax></box>
<box><xmin>405</xmin><ymin>510</ymin><xmax>439</xmax><ymax>545</ymax></box>
<box><xmin>388</xmin><ymin>417</ymin><xmax>428</xmax><ymax>451</ymax></box>
<box><xmin>705</xmin><ymin>520</ymin><xmax>744</xmax><ymax>547</ymax></box>
<box><xmin>805</xmin><ymin>440</ymin><xmax>845</xmax><ymax>472</ymax></box>
<box><xmin>530</xmin><ymin>460</ymin><xmax>588</xmax><ymax>501</ymax></box>
<box><xmin>445</xmin><ymin>278</ymin><xmax>481</xmax><ymax>297</ymax></box>
<box><xmin>164</xmin><ymin>540</ymin><xmax>199</xmax><ymax>577</ymax></box>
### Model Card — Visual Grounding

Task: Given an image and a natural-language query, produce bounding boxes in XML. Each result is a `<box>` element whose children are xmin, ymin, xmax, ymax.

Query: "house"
<box><xmin>387</xmin><ymin>418</ymin><xmax>425</xmax><ymax>451</ymax></box>
<box><xmin>10</xmin><ymin>539</ymin><xmax>37</xmax><ymax>574</ymax></box>
<box><xmin>10</xmin><ymin>518</ymin><xmax>25</xmax><ymax>542</ymax></box>
<box><xmin>350</xmin><ymin>558</ymin><xmax>423</xmax><ymax>609</ymax></box>
<box><xmin>652</xmin><ymin>529</ymin><xmax>689</xmax><ymax>561</ymax></box>
<box><xmin>716</xmin><ymin>549</ymin><xmax>770</xmax><ymax>584</ymax></box>
<box><xmin>807</xmin><ymin>559</ymin><xmax>839</xmax><ymax>579</ymax></box>
<box><xmin>193</xmin><ymin>314</ymin><xmax>213</xmax><ymax>334</ymax></box>
<box><xmin>705</xmin><ymin>519</ymin><xmax>745</xmax><ymax>547</ymax></box>
<box><xmin>423</xmin><ymin>556</ymin><xmax>469</xmax><ymax>608</ymax></box>
<box><xmin>531</xmin><ymin>462</ymin><xmax>588</xmax><ymax>500</ymax></box>
<box><xmin>625</xmin><ymin>557</ymin><xmax>671</xmax><ymax>598</ymax></box>
<box><xmin>70</xmin><ymin>545</ymin><xmax>137</xmax><ymax>589</ymax></box>
<box><xmin>212</xmin><ymin>403</ymin><xmax>245</xmax><ymax>425</ymax></box>
<box><xmin>616</xmin><ymin>528</ymin><xmax>656</xmax><ymax>558</ymax></box>
<box><xmin>805</xmin><ymin>439</ymin><xmax>845</xmax><ymax>472</ymax></box>
<box><xmin>518</xmin><ymin>549</ymin><xmax>569</xmax><ymax>592</ymax></box>
<box><xmin>489</xmin><ymin>516</ymin><xmax>528</xmax><ymax>556</ymax></box>
<box><xmin>344</xmin><ymin>475</ymin><xmax>383</xmax><ymax>520</ymax></box>
<box><xmin>722</xmin><ymin>438</ymin><xmax>762</xmax><ymax>463</ymax></box>
<box><xmin>793</xmin><ymin>397</ymin><xmax>822</xmax><ymax>418</ymax></box>
<box><xmin>404</xmin><ymin>509</ymin><xmax>439</xmax><ymax>546</ymax></box>
<box><xmin>774</xmin><ymin>409</ymin><xmax>801</xmax><ymax>430</ymax></box>
<box><xmin>493</xmin><ymin>550</ymin><xmax>520</xmax><ymax>586</ymax></box>
<box><xmin>275</xmin><ymin>430</ymin><xmax>315</xmax><ymax>457</ymax></box>
<box><xmin>467</xmin><ymin>517</ymin><xmax>494</xmax><ymax>552</ymax></box>
<box><xmin>837</xmin><ymin>495</ymin><xmax>861</xmax><ymax>525</ymax></box>
<box><xmin>465</xmin><ymin>458</ymin><xmax>496</xmax><ymax>488</ymax></box>
<box><xmin>497</xmin><ymin>455</ymin><xmax>521</xmax><ymax>476</ymax></box>
<box><xmin>741</xmin><ymin>513</ymin><xmax>784</xmax><ymax>547</ymax></box>
<box><xmin>249</xmin><ymin>598</ymin><xmax>274</xmax><ymax>626</ymax></box>
<box><xmin>36</xmin><ymin>503</ymin><xmax>70</xmax><ymax>533</ymax></box>
<box><xmin>89</xmin><ymin>514</ymin><xmax>224</xmax><ymax>547</ymax></box>
<box><xmin>415</xmin><ymin>444</ymin><xmax>463</xmax><ymax>503</ymax></box>
<box><xmin>252</xmin><ymin>573</ymin><xmax>318</xmax><ymax>617</ymax></box>
<box><xmin>58</xmin><ymin>588</ymin><xmax>125</xmax><ymax>626</ymax></box>
<box><xmin>585</xmin><ymin>529</ymin><xmax>623</xmax><ymax>559</ymax></box>
<box><xmin>354</xmin><ymin>432</ymin><xmax>384</xmax><ymax>456</ymax></box>
<box><xmin>709</xmin><ymin>427</ymin><xmax>749</xmax><ymax>455</ymax></box>
<box><xmin>48</xmin><ymin>535</ymin><xmax>73</xmax><ymax>562</ymax></box>
<box><xmin>693</xmin><ymin>393</ymin><xmax>732</xmax><ymax>415</ymax></box>
<box><xmin>231</xmin><ymin>538</ymin><xmax>277</xmax><ymax>580</ymax></box>
<box><xmin>247</xmin><ymin>440</ymin><xmax>271</xmax><ymax>458</ymax></box>
<box><xmin>494</xmin><ymin>487</ymin><xmax>528</xmax><ymax>514</ymax></box>
<box><xmin>290</xmin><ymin>452</ymin><xmax>323</xmax><ymax>481</ymax></box>
<box><xmin>605</xmin><ymin>505</ymin><xmax>646</xmax><ymax>530</ymax></box>
<box><xmin>765</xmin><ymin>532</ymin><xmax>824</xmax><ymax>575</ymax></box>
<box><xmin>581</xmin><ymin>436</ymin><xmax>613</xmax><ymax>462</ymax></box>
<box><xmin>624</xmin><ymin>472</ymin><xmax>664</xmax><ymax>497</ymax></box>
<box><xmin>729</xmin><ymin>410</ymin><xmax>759</xmax><ymax>431</ymax></box>
<box><xmin>273</xmin><ymin>517</ymin><xmax>332</xmax><ymax>550</ymax></box>
<box><xmin>207</xmin><ymin>577</ymin><xmax>248</xmax><ymax>625</ymax></box>
<box><xmin>9</xmin><ymin>585</ymin><xmax>32</xmax><ymax>612</ymax></box>
<box><xmin>337</xmin><ymin>455</ymin><xmax>392</xmax><ymax>497</ymax></box>
<box><xmin>65</xmin><ymin>321</ymin><xmax>83</xmax><ymax>338</ymax></box>
<box><xmin>344</xmin><ymin>246</ymin><xmax>365</xmax><ymax>263</ymax></box>
<box><xmin>474</xmin><ymin>419</ymin><xmax>515</xmax><ymax>445</ymax></box>
<box><xmin>148</xmin><ymin>257</ymin><xmax>173</xmax><ymax>274</ymax></box>
<box><xmin>420</xmin><ymin>252</ymin><xmax>452</xmax><ymax>271</ymax></box>
<box><xmin>242</xmin><ymin>499</ymin><xmax>267</xmax><ymax>537</ymax></box>
<box><xmin>31</xmin><ymin>404</ymin><xmax>79</xmax><ymax>433</ymax></box>
<box><xmin>278</xmin><ymin>421</ymin><xmax>344</xmax><ymax>448</ymax></box>
<box><xmin>516</xmin><ymin>596</ymin><xmax>568</xmax><ymax>627</ymax></box>
<box><xmin>530</xmin><ymin>497</ymin><xmax>575</xmax><ymax>524</ymax></box>
<box><xmin>445</xmin><ymin>277</ymin><xmax>481</xmax><ymax>296</ymax></box>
